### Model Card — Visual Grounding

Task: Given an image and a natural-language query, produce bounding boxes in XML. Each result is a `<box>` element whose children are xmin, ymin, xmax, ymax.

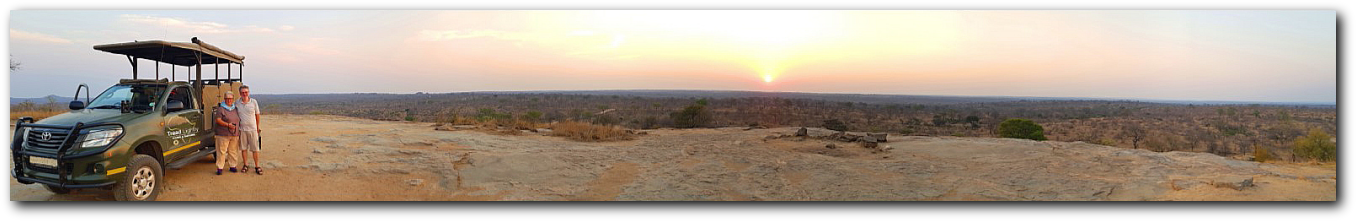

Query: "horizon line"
<box><xmin>26</xmin><ymin>89</ymin><xmax>1317</xmax><ymax>105</ymax></box>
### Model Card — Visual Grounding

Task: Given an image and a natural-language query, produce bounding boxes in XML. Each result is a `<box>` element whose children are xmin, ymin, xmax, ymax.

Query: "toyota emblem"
<box><xmin>39</xmin><ymin>132</ymin><xmax>52</xmax><ymax>141</ymax></box>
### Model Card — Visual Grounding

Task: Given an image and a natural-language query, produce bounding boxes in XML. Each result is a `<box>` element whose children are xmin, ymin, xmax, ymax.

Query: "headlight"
<box><xmin>20</xmin><ymin>127</ymin><xmax>31</xmax><ymax>143</ymax></box>
<box><xmin>80</xmin><ymin>128</ymin><xmax>124</xmax><ymax>148</ymax></box>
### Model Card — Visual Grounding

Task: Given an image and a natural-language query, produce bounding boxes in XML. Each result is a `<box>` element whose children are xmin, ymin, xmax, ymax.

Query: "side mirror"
<box><xmin>167</xmin><ymin>100</ymin><xmax>185</xmax><ymax>112</ymax></box>
<box><xmin>71</xmin><ymin>83</ymin><xmax>90</xmax><ymax>110</ymax></box>
<box><xmin>69</xmin><ymin>100</ymin><xmax>86</xmax><ymax>110</ymax></box>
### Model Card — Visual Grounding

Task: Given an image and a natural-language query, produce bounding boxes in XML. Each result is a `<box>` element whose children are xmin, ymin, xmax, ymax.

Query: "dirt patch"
<box><xmin>575</xmin><ymin>162</ymin><xmax>641</xmax><ymax>201</ymax></box>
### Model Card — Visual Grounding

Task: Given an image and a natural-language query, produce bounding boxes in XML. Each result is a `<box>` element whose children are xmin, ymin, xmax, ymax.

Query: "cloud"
<box><xmin>10</xmin><ymin>29</ymin><xmax>73</xmax><ymax>44</ymax></box>
<box><xmin>278</xmin><ymin>25</ymin><xmax>295</xmax><ymax>31</ymax></box>
<box><xmin>282</xmin><ymin>38</ymin><xmax>341</xmax><ymax>56</ymax></box>
<box><xmin>259</xmin><ymin>53</ymin><xmax>300</xmax><ymax>63</ymax></box>
<box><xmin>260</xmin><ymin>38</ymin><xmax>343</xmax><ymax>63</ymax></box>
<box><xmin>241</xmin><ymin>25</ymin><xmax>275</xmax><ymax>32</ymax></box>
<box><xmin>415</xmin><ymin>29</ymin><xmax>529</xmax><ymax>42</ymax></box>
<box><xmin>118</xmin><ymin>14</ymin><xmax>275</xmax><ymax>34</ymax></box>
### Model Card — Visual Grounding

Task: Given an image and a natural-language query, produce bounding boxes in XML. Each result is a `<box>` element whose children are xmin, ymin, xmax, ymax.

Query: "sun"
<box><xmin>762</xmin><ymin>74</ymin><xmax>774</xmax><ymax>83</ymax></box>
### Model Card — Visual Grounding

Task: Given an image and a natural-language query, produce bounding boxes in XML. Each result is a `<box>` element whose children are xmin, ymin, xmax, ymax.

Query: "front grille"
<box><xmin>25</xmin><ymin>162</ymin><xmax>74</xmax><ymax>174</ymax></box>
<box><xmin>25</xmin><ymin>128</ymin><xmax>73</xmax><ymax>150</ymax></box>
<box><xmin>28</xmin><ymin>163</ymin><xmax>58</xmax><ymax>173</ymax></box>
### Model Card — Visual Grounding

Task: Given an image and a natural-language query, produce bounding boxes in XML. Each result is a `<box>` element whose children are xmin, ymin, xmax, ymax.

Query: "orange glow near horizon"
<box><xmin>365</xmin><ymin>10</ymin><xmax>1334</xmax><ymax>102</ymax></box>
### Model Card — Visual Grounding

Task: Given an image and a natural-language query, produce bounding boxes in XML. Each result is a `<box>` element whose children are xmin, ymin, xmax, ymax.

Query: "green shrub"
<box><xmin>670</xmin><ymin>102</ymin><xmax>711</xmax><ymax>128</ymax></box>
<box><xmin>998</xmin><ymin>118</ymin><xmax>1047</xmax><ymax>141</ymax></box>
<box><xmin>823</xmin><ymin>119</ymin><xmax>848</xmax><ymax>131</ymax></box>
<box><xmin>1293</xmin><ymin>129</ymin><xmax>1336</xmax><ymax>162</ymax></box>
<box><xmin>521</xmin><ymin>111</ymin><xmax>543</xmax><ymax>123</ymax></box>
<box><xmin>475</xmin><ymin>108</ymin><xmax>511</xmax><ymax>121</ymax></box>
<box><xmin>1092</xmin><ymin>138</ymin><xmax>1117</xmax><ymax>146</ymax></box>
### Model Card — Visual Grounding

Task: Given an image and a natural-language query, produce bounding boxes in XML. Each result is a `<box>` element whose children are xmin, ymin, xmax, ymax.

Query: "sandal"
<box><xmin>242</xmin><ymin>165</ymin><xmax>250</xmax><ymax>172</ymax></box>
<box><xmin>255</xmin><ymin>167</ymin><xmax>263</xmax><ymax>175</ymax></box>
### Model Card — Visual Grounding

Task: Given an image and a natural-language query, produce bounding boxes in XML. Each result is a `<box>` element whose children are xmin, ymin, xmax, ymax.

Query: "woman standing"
<box><xmin>213</xmin><ymin>91</ymin><xmax>242</xmax><ymax>175</ymax></box>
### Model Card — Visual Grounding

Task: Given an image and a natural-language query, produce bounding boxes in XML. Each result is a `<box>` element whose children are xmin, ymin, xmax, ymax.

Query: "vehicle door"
<box><xmin>162</xmin><ymin>86</ymin><xmax>205</xmax><ymax>161</ymax></box>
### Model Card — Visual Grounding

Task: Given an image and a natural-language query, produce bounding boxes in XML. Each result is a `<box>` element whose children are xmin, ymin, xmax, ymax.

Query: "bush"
<box><xmin>670</xmin><ymin>102</ymin><xmax>711</xmax><ymax>128</ymax></box>
<box><xmin>1091</xmin><ymin>138</ymin><xmax>1117</xmax><ymax>146</ymax></box>
<box><xmin>823</xmin><ymin>119</ymin><xmax>848</xmax><ymax>131</ymax></box>
<box><xmin>998</xmin><ymin>118</ymin><xmax>1047</xmax><ymax>141</ymax></box>
<box><xmin>550</xmin><ymin>121</ymin><xmax>634</xmax><ymax>142</ymax></box>
<box><xmin>1293</xmin><ymin>129</ymin><xmax>1336</xmax><ymax>162</ymax></box>
<box><xmin>475</xmin><ymin>108</ymin><xmax>511</xmax><ymax>121</ymax></box>
<box><xmin>1253</xmin><ymin>146</ymin><xmax>1272</xmax><ymax>162</ymax></box>
<box><xmin>521</xmin><ymin>111</ymin><xmax>543</xmax><ymax>122</ymax></box>
<box><xmin>640</xmin><ymin>116</ymin><xmax>660</xmax><ymax>129</ymax></box>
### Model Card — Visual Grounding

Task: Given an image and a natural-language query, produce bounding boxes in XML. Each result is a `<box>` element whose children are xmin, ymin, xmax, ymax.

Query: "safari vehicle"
<box><xmin>11</xmin><ymin>37</ymin><xmax>246</xmax><ymax>201</ymax></box>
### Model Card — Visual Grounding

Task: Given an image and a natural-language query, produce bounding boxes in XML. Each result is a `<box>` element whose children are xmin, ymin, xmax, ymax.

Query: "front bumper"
<box><xmin>12</xmin><ymin>170</ymin><xmax>117</xmax><ymax>188</ymax></box>
<box><xmin>11</xmin><ymin>117</ymin><xmax>123</xmax><ymax>189</ymax></box>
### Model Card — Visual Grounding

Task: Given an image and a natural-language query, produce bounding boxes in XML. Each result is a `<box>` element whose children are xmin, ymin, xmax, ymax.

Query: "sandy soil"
<box><xmin>10</xmin><ymin>114</ymin><xmax>1336</xmax><ymax>201</ymax></box>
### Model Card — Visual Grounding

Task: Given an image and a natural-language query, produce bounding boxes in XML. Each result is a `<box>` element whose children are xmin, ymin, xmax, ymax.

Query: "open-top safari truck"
<box><xmin>11</xmin><ymin>37</ymin><xmax>246</xmax><ymax>201</ymax></box>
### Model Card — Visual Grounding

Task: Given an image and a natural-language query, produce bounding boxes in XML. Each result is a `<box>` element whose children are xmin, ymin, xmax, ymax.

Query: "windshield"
<box><xmin>86</xmin><ymin>84</ymin><xmax>166</xmax><ymax>110</ymax></box>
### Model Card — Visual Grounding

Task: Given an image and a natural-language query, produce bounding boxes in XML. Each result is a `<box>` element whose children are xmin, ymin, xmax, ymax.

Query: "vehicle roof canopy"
<box><xmin>93</xmin><ymin>37</ymin><xmax>244</xmax><ymax>66</ymax></box>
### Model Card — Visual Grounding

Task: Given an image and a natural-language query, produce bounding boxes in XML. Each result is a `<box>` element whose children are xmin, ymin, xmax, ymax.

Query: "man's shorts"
<box><xmin>240</xmin><ymin>130</ymin><xmax>261</xmax><ymax>152</ymax></box>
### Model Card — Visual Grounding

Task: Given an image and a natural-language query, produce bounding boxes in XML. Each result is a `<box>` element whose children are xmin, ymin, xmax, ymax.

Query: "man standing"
<box><xmin>236</xmin><ymin>85</ymin><xmax>264</xmax><ymax>175</ymax></box>
<box><xmin>213</xmin><ymin>91</ymin><xmax>242</xmax><ymax>175</ymax></box>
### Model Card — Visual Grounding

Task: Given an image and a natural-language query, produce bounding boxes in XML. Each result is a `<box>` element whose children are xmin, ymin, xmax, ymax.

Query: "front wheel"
<box><xmin>112</xmin><ymin>154</ymin><xmax>162</xmax><ymax>201</ymax></box>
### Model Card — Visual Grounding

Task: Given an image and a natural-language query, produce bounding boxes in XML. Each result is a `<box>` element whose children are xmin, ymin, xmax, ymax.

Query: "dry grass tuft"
<box><xmin>549</xmin><ymin>121</ymin><xmax>634</xmax><ymax>142</ymax></box>
<box><xmin>1252</xmin><ymin>147</ymin><xmax>1272</xmax><ymax>162</ymax></box>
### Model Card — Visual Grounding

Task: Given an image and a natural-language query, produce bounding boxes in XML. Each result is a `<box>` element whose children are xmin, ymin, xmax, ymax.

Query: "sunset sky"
<box><xmin>7</xmin><ymin>10</ymin><xmax>1337</xmax><ymax>103</ymax></box>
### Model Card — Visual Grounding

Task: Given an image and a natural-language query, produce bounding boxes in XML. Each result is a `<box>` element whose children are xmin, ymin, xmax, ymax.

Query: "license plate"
<box><xmin>28</xmin><ymin>156</ymin><xmax>56</xmax><ymax>168</ymax></box>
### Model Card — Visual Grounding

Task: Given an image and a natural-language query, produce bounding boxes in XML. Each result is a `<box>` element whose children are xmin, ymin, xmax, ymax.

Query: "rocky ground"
<box><xmin>10</xmin><ymin>114</ymin><xmax>1337</xmax><ymax>201</ymax></box>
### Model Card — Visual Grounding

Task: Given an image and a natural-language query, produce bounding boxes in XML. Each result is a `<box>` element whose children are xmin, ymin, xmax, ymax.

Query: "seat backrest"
<box><xmin>198</xmin><ymin>81</ymin><xmax>243</xmax><ymax>131</ymax></box>
<box><xmin>199</xmin><ymin>85</ymin><xmax>220</xmax><ymax>131</ymax></box>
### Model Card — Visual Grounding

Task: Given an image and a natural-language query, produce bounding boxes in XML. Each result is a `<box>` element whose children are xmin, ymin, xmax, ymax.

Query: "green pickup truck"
<box><xmin>12</xmin><ymin>37</ymin><xmax>246</xmax><ymax>201</ymax></box>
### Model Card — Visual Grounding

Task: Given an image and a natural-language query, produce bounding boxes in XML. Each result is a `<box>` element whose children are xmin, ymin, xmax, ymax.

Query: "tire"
<box><xmin>112</xmin><ymin>154</ymin><xmax>162</xmax><ymax>201</ymax></box>
<box><xmin>43</xmin><ymin>185</ymin><xmax>71</xmax><ymax>194</ymax></box>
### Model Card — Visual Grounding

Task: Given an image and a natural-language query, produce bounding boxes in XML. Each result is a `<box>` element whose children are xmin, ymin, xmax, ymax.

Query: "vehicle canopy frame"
<box><xmin>92</xmin><ymin>37</ymin><xmax>246</xmax><ymax>117</ymax></box>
